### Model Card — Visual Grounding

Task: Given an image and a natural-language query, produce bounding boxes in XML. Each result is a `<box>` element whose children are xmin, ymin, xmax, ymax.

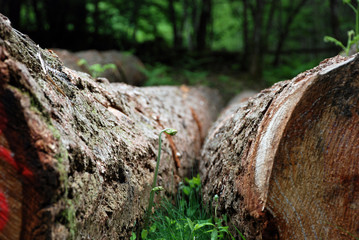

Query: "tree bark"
<box><xmin>0</xmin><ymin>14</ymin><xmax>222</xmax><ymax>239</ymax></box>
<box><xmin>201</xmin><ymin>55</ymin><xmax>359</xmax><ymax>239</ymax></box>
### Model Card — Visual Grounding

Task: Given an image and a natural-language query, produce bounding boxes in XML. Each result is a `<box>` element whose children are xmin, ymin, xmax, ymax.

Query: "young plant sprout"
<box><xmin>143</xmin><ymin>128</ymin><xmax>178</xmax><ymax>230</ymax></box>
<box><xmin>324</xmin><ymin>0</ymin><xmax>359</xmax><ymax>55</ymax></box>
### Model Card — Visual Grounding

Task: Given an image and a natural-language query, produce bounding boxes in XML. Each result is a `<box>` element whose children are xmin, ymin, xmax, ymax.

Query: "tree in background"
<box><xmin>0</xmin><ymin>0</ymin><xmax>353</xmax><ymax>80</ymax></box>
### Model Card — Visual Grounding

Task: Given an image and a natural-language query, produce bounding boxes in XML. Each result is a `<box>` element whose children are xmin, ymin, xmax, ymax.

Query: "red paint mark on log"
<box><xmin>0</xmin><ymin>190</ymin><xmax>9</xmax><ymax>231</ymax></box>
<box><xmin>20</xmin><ymin>167</ymin><xmax>33</xmax><ymax>179</ymax></box>
<box><xmin>0</xmin><ymin>146</ymin><xmax>33</xmax><ymax>179</ymax></box>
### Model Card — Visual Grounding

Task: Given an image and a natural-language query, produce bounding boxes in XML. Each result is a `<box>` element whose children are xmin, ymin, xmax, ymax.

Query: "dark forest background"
<box><xmin>0</xmin><ymin>0</ymin><xmax>354</xmax><ymax>95</ymax></box>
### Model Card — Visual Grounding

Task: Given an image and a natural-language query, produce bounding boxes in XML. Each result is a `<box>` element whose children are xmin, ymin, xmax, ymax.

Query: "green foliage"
<box><xmin>8</xmin><ymin>0</ymin><xmax>355</xmax><ymax>88</ymax></box>
<box><xmin>324</xmin><ymin>31</ymin><xmax>359</xmax><ymax>56</ymax></box>
<box><xmin>141</xmin><ymin>64</ymin><xmax>177</xmax><ymax>86</ymax></box>
<box><xmin>324</xmin><ymin>0</ymin><xmax>359</xmax><ymax>55</ymax></box>
<box><xmin>263</xmin><ymin>57</ymin><xmax>321</xmax><ymax>86</ymax></box>
<box><xmin>183</xmin><ymin>70</ymin><xmax>210</xmax><ymax>86</ymax></box>
<box><xmin>164</xmin><ymin>128</ymin><xmax>178</xmax><ymax>136</ymax></box>
<box><xmin>77</xmin><ymin>59</ymin><xmax>116</xmax><ymax>78</ymax></box>
<box><xmin>135</xmin><ymin>174</ymin><xmax>244</xmax><ymax>240</ymax></box>
<box><xmin>212</xmin><ymin>1</ymin><xmax>242</xmax><ymax>51</ymax></box>
<box><xmin>141</xmin><ymin>63</ymin><xmax>212</xmax><ymax>87</ymax></box>
<box><xmin>60</xmin><ymin>199</ymin><xmax>76</xmax><ymax>238</ymax></box>
<box><xmin>130</xmin><ymin>232</ymin><xmax>137</xmax><ymax>240</ymax></box>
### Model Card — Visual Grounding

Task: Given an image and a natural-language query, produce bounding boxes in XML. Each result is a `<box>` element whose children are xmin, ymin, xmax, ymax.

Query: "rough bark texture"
<box><xmin>201</xmin><ymin>55</ymin><xmax>359</xmax><ymax>239</ymax></box>
<box><xmin>0</xmin><ymin>14</ymin><xmax>222</xmax><ymax>239</ymax></box>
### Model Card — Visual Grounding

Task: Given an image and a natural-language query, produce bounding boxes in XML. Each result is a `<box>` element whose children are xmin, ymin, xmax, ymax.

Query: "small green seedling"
<box><xmin>143</xmin><ymin>128</ymin><xmax>178</xmax><ymax>230</ymax></box>
<box><xmin>130</xmin><ymin>232</ymin><xmax>136</xmax><ymax>240</ymax></box>
<box><xmin>324</xmin><ymin>0</ymin><xmax>359</xmax><ymax>56</ymax></box>
<box><xmin>77</xmin><ymin>59</ymin><xmax>116</xmax><ymax>78</ymax></box>
<box><xmin>151</xmin><ymin>186</ymin><xmax>165</xmax><ymax>192</ymax></box>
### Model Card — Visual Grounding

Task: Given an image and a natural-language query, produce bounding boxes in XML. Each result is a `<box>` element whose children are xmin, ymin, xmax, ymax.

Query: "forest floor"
<box><xmin>140</xmin><ymin>50</ymin><xmax>328</xmax><ymax>103</ymax></box>
<box><xmin>141</xmin><ymin>59</ymin><xmax>265</xmax><ymax>103</ymax></box>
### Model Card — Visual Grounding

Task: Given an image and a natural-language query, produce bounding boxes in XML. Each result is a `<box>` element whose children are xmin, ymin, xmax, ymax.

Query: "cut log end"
<box><xmin>265</xmin><ymin>61</ymin><xmax>359</xmax><ymax>239</ymax></box>
<box><xmin>201</xmin><ymin>54</ymin><xmax>359</xmax><ymax>240</ymax></box>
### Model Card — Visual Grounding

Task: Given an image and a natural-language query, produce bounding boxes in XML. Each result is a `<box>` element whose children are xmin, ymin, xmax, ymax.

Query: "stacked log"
<box><xmin>0</xmin><ymin>14</ymin><xmax>222</xmax><ymax>239</ymax></box>
<box><xmin>200</xmin><ymin>55</ymin><xmax>359</xmax><ymax>239</ymax></box>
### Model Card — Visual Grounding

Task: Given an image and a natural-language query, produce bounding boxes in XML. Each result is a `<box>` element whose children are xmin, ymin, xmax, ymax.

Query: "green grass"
<box><xmin>134</xmin><ymin>174</ymin><xmax>245</xmax><ymax>240</ymax></box>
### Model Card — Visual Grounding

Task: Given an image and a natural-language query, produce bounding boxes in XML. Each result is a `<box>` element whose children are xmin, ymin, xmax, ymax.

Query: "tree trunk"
<box><xmin>168</xmin><ymin>0</ymin><xmax>180</xmax><ymax>49</ymax></box>
<box><xmin>249</xmin><ymin>0</ymin><xmax>264</xmax><ymax>78</ymax></box>
<box><xmin>201</xmin><ymin>55</ymin><xmax>359</xmax><ymax>239</ymax></box>
<box><xmin>130</xmin><ymin>0</ymin><xmax>143</xmax><ymax>43</ymax></box>
<box><xmin>241</xmin><ymin>0</ymin><xmax>249</xmax><ymax>70</ymax></box>
<box><xmin>0</xmin><ymin>14</ymin><xmax>222</xmax><ymax>239</ymax></box>
<box><xmin>196</xmin><ymin>0</ymin><xmax>212</xmax><ymax>52</ymax></box>
<box><xmin>272</xmin><ymin>0</ymin><xmax>308</xmax><ymax>66</ymax></box>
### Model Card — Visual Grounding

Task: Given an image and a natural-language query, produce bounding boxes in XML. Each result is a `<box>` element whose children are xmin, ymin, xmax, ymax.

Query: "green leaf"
<box><xmin>141</xmin><ymin>229</ymin><xmax>148</xmax><ymax>239</ymax></box>
<box><xmin>152</xmin><ymin>186</ymin><xmax>165</xmax><ymax>192</ymax></box>
<box><xmin>102</xmin><ymin>63</ymin><xmax>117</xmax><ymax>70</ymax></box>
<box><xmin>149</xmin><ymin>224</ymin><xmax>157</xmax><ymax>233</ymax></box>
<box><xmin>218</xmin><ymin>226</ymin><xmax>229</xmax><ymax>232</ymax></box>
<box><xmin>165</xmin><ymin>216</ymin><xmax>171</xmax><ymax>225</ymax></box>
<box><xmin>192</xmin><ymin>174</ymin><xmax>201</xmax><ymax>186</ymax></box>
<box><xmin>193</xmin><ymin>222</ymin><xmax>215</xmax><ymax>231</ymax></box>
<box><xmin>130</xmin><ymin>232</ymin><xmax>136</xmax><ymax>240</ymax></box>
<box><xmin>234</xmin><ymin>226</ymin><xmax>247</xmax><ymax>240</ymax></box>
<box><xmin>163</xmin><ymin>128</ymin><xmax>178</xmax><ymax>136</ymax></box>
<box><xmin>183</xmin><ymin>186</ymin><xmax>191</xmax><ymax>196</ymax></box>
<box><xmin>186</xmin><ymin>218</ymin><xmax>194</xmax><ymax>232</ymax></box>
<box><xmin>215</xmin><ymin>217</ymin><xmax>223</xmax><ymax>225</ymax></box>
<box><xmin>211</xmin><ymin>229</ymin><xmax>218</xmax><ymax>240</ymax></box>
<box><xmin>324</xmin><ymin>36</ymin><xmax>347</xmax><ymax>53</ymax></box>
<box><xmin>77</xmin><ymin>59</ymin><xmax>87</xmax><ymax>66</ymax></box>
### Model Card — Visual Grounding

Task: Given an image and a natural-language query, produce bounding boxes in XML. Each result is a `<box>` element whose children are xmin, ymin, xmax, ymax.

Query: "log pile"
<box><xmin>0</xmin><ymin>14</ymin><xmax>222</xmax><ymax>239</ymax></box>
<box><xmin>2</xmin><ymin>11</ymin><xmax>359</xmax><ymax>240</ymax></box>
<box><xmin>200</xmin><ymin>55</ymin><xmax>359</xmax><ymax>239</ymax></box>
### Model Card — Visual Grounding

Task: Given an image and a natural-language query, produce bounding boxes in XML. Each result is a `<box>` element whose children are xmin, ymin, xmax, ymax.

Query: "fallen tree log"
<box><xmin>53</xmin><ymin>49</ymin><xmax>147</xmax><ymax>86</ymax></box>
<box><xmin>201</xmin><ymin>55</ymin><xmax>359</xmax><ymax>239</ymax></box>
<box><xmin>0</xmin><ymin>14</ymin><xmax>222</xmax><ymax>239</ymax></box>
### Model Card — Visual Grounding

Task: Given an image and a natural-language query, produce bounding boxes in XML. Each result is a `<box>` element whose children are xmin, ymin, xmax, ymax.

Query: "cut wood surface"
<box><xmin>0</xmin><ymin>14</ymin><xmax>222</xmax><ymax>239</ymax></box>
<box><xmin>201</xmin><ymin>55</ymin><xmax>359</xmax><ymax>239</ymax></box>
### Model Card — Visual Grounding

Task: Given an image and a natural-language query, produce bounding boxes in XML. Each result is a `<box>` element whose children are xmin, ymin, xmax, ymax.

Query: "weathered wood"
<box><xmin>201</xmin><ymin>55</ymin><xmax>359</xmax><ymax>239</ymax></box>
<box><xmin>0</xmin><ymin>14</ymin><xmax>222</xmax><ymax>239</ymax></box>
